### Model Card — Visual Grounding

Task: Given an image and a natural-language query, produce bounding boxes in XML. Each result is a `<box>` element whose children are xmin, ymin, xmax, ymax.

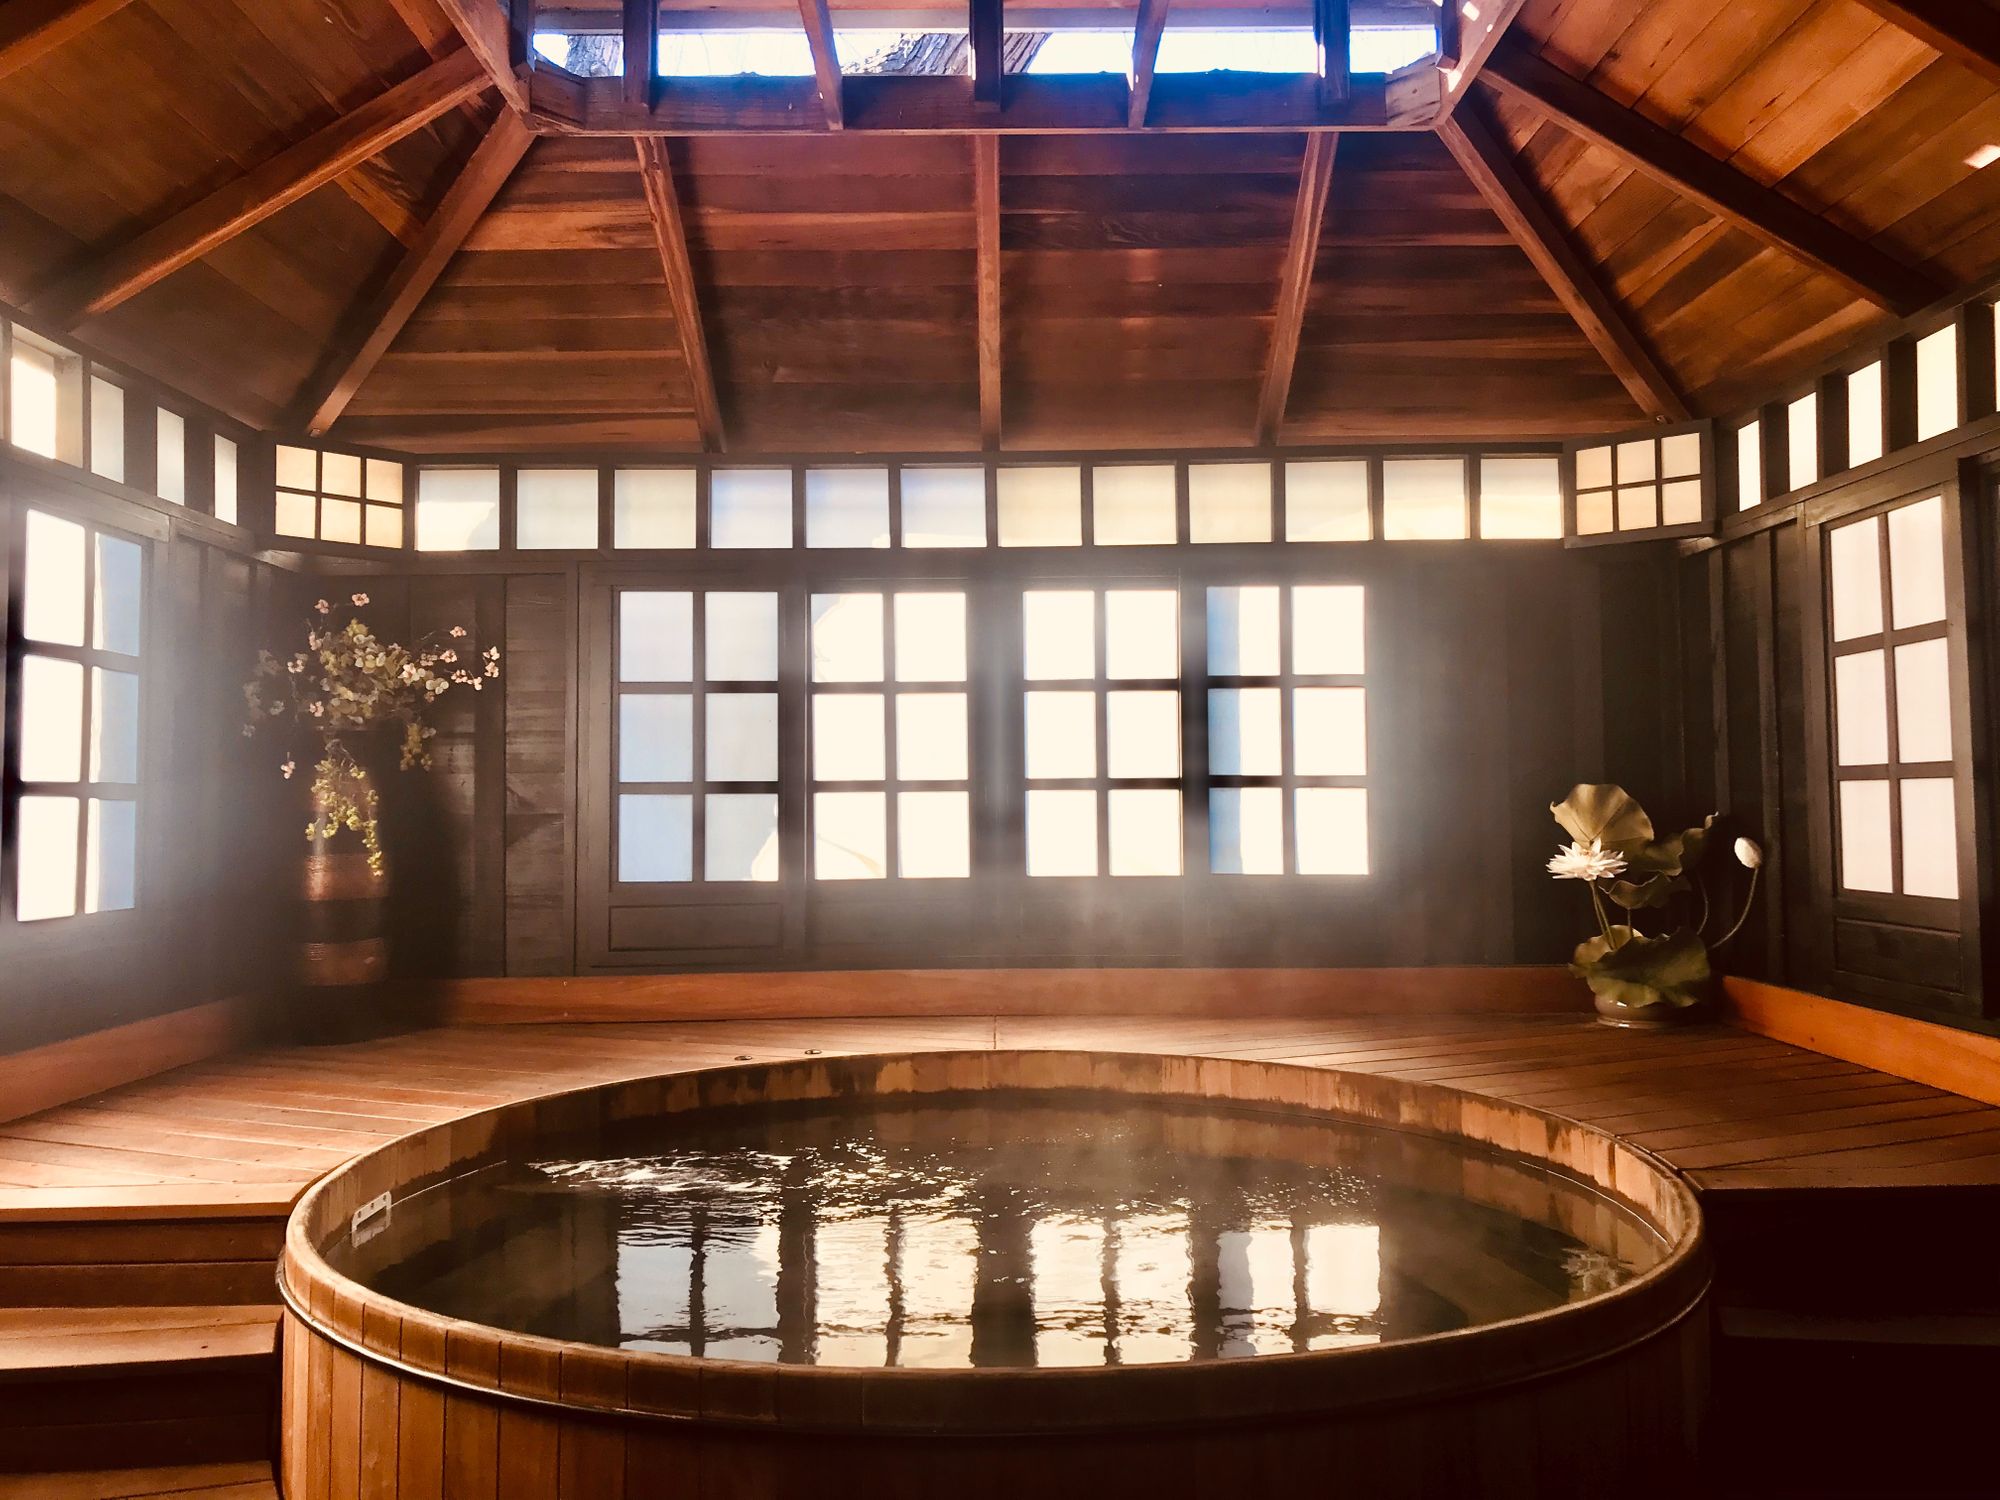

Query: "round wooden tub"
<box><xmin>279</xmin><ymin>1051</ymin><xmax>1709</xmax><ymax>1499</ymax></box>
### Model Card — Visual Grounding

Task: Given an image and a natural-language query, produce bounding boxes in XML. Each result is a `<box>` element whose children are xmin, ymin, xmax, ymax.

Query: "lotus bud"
<box><xmin>1734</xmin><ymin>837</ymin><xmax>1763</xmax><ymax>870</ymax></box>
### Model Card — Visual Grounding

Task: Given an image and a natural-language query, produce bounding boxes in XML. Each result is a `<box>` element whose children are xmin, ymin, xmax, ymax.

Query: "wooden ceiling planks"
<box><xmin>0</xmin><ymin>0</ymin><xmax>136</xmax><ymax>84</ymax></box>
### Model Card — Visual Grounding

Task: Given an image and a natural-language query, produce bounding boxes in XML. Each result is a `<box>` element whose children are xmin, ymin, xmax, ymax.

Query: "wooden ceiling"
<box><xmin>0</xmin><ymin>0</ymin><xmax>1998</xmax><ymax>453</ymax></box>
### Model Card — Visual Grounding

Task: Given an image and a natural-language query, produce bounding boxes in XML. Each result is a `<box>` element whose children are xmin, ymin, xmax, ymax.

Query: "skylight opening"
<box><xmin>1025</xmin><ymin>25</ymin><xmax>1435</xmax><ymax>76</ymax></box>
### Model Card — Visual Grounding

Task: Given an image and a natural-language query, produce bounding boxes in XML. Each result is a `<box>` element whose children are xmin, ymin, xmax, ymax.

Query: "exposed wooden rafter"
<box><xmin>797</xmin><ymin>0</ymin><xmax>844</xmax><ymax>127</ymax></box>
<box><xmin>1440</xmin><ymin>104</ymin><xmax>1689</xmax><ymax>422</ymax></box>
<box><xmin>1482</xmin><ymin>43</ymin><xmax>1943</xmax><ymax>315</ymax></box>
<box><xmin>432</xmin><ymin>0</ymin><xmax>530</xmax><ymax>110</ymax></box>
<box><xmin>971</xmin><ymin>0</ymin><xmax>1004</xmax><ymax>108</ymax></box>
<box><xmin>622</xmin><ymin>0</ymin><xmax>655</xmax><ymax>108</ymax></box>
<box><xmin>974</xmin><ymin>134</ymin><xmax>1003</xmax><ymax>448</ymax></box>
<box><xmin>1435</xmin><ymin>0</ymin><xmax>1462</xmax><ymax>70</ymax></box>
<box><xmin>1256</xmin><ymin>132</ymin><xmax>1338</xmax><ymax>445</ymax></box>
<box><xmin>34</xmin><ymin>49</ymin><xmax>491</xmax><ymax>327</ymax></box>
<box><xmin>1315</xmin><ymin>0</ymin><xmax>1350</xmax><ymax>106</ymax></box>
<box><xmin>1850</xmin><ymin>0</ymin><xmax>2000</xmax><ymax>90</ymax></box>
<box><xmin>297</xmin><ymin>113</ymin><xmax>537</xmax><ymax>437</ymax></box>
<box><xmin>1436</xmin><ymin>0</ymin><xmax>1529</xmax><ymax>120</ymax></box>
<box><xmin>0</xmin><ymin>0</ymin><xmax>134</xmax><ymax>82</ymax></box>
<box><xmin>634</xmin><ymin>137</ymin><xmax>726</xmax><ymax>451</ymax></box>
<box><xmin>1127</xmin><ymin>0</ymin><xmax>1170</xmax><ymax>128</ymax></box>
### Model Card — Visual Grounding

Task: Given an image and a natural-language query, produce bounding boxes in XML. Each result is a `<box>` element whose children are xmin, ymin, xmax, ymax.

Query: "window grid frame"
<box><xmin>279</xmin><ymin>443</ymin><xmax>410</xmax><ymax>552</ymax></box>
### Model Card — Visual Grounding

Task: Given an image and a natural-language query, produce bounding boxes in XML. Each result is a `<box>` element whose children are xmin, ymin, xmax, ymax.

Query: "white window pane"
<box><xmin>1617</xmin><ymin>486</ymin><xmax>1658</xmax><ymax>531</ymax></box>
<box><xmin>1828</xmin><ymin>516</ymin><xmax>1884</xmax><ymax>642</ymax></box>
<box><xmin>1788</xmin><ymin>392</ymin><xmax>1818</xmax><ymax>490</ymax></box>
<box><xmin>94</xmin><ymin>534</ymin><xmax>143</xmax><ymax>656</ymax></box>
<box><xmin>366</xmin><ymin>504</ymin><xmax>402</xmax><ymax>549</ymax></box>
<box><xmin>154</xmin><ymin>409</ymin><xmax>185</xmax><ymax>504</ymax></box>
<box><xmin>1736</xmin><ymin>421</ymin><xmax>1762</xmax><ymax>510</ymax></box>
<box><xmin>1661</xmin><ymin>431</ymin><xmax>1701</xmax><ymax>480</ymax></box>
<box><xmin>416</xmin><ymin>468</ymin><xmax>500</xmax><ymax>551</ymax></box>
<box><xmin>901</xmin><ymin>466</ymin><xmax>986</xmax><ymax>547</ymax></box>
<box><xmin>1206</xmin><ymin>586</ymin><xmax>1280</xmax><ymax>676</ymax></box>
<box><xmin>1297</xmin><ymin>787</ymin><xmax>1368</xmax><ymax>874</ymax></box>
<box><xmin>1109</xmin><ymin>789</ymin><xmax>1181</xmax><ymax>876</ymax></box>
<box><xmin>20</xmin><ymin>656</ymin><xmax>84</xmax><ymax>782</ymax></box>
<box><xmin>1027</xmin><ymin>789</ymin><xmax>1097</xmax><ymax>876</ymax></box>
<box><xmin>1092</xmin><ymin>465</ymin><xmax>1176</xmax><ymax>545</ymax></box>
<box><xmin>894</xmin><ymin>593</ymin><xmax>966</xmax><ymax>682</ymax></box>
<box><xmin>1894</xmin><ymin>639</ymin><xmax>1953</xmax><ymax>764</ymax></box>
<box><xmin>1284</xmin><ymin>460</ymin><xmax>1370</xmax><ymax>542</ymax></box>
<box><xmin>321</xmin><ymin>498</ymin><xmax>362</xmax><ymax>545</ymax></box>
<box><xmin>619</xmin><ymin>793</ymin><xmax>692</xmax><ymax>882</ymax></box>
<box><xmin>516</xmin><ymin>468</ymin><xmax>599</xmax><ymax>549</ymax></box>
<box><xmin>1887</xmin><ymin>496</ymin><xmax>1947</xmax><ymax>630</ymax></box>
<box><xmin>17</xmin><ymin>795</ymin><xmax>79</xmax><ymax>921</ymax></box>
<box><xmin>1024</xmin><ymin>591</ymin><xmax>1095</xmax><ymax>680</ymax></box>
<box><xmin>1900</xmin><ymin>778</ymin><xmax>1959</xmax><ymax>900</ymax></box>
<box><xmin>1208</xmin><ymin>688</ymin><xmax>1281</xmax><ymax>776</ymax></box>
<box><xmin>1575</xmin><ymin>446</ymin><xmax>1613</xmax><ymax>490</ymax></box>
<box><xmin>712</xmin><ymin>468</ymin><xmax>793</xmax><ymax>548</ymax></box>
<box><xmin>1662</xmin><ymin>480</ymin><xmax>1703</xmax><ymax>527</ymax></box>
<box><xmin>1187</xmin><ymin>463</ymin><xmax>1271</xmax><ymax>544</ymax></box>
<box><xmin>707</xmin><ymin>592</ymin><xmax>780</xmax><ymax>681</ymax></box>
<box><xmin>814</xmin><ymin>791</ymin><xmax>887</xmax><ymax>879</ymax></box>
<box><xmin>85</xmin><ymin>798</ymin><xmax>137</xmax><ymax>914</ymax></box>
<box><xmin>322</xmin><ymin>453</ymin><xmax>361</xmax><ymax>496</ymax></box>
<box><xmin>275</xmin><ymin>444</ymin><xmax>317</xmax><ymax>490</ymax></box>
<box><xmin>1106</xmin><ymin>690</ymin><xmax>1180</xmax><ymax>778</ymax></box>
<box><xmin>1293</xmin><ymin>687</ymin><xmax>1367</xmax><ymax>775</ymax></box>
<box><xmin>1916</xmin><ymin>324</ymin><xmax>1957</xmax><ymax>441</ymax></box>
<box><xmin>619</xmin><ymin>694</ymin><xmax>693</xmax><ymax>782</ymax></box>
<box><xmin>90</xmin><ymin>378</ymin><xmax>124</xmax><ymax>484</ymax></box>
<box><xmin>1293</xmin><ymin>586</ymin><xmax>1365</xmax><ymax>676</ymax></box>
<box><xmin>1104</xmin><ymin>590</ymin><xmax>1178</xmax><ymax>680</ymax></box>
<box><xmin>1834</xmin><ymin>650</ymin><xmax>1889</xmax><ymax>766</ymax></box>
<box><xmin>615</xmin><ymin>469</ymin><xmax>696</xmax><ymax>548</ymax></box>
<box><xmin>806</xmin><ymin>467</ymin><xmax>890</xmax><ymax>548</ymax></box>
<box><xmin>1577</xmin><ymin>490</ymin><xmax>1614</xmax><ymax>536</ymax></box>
<box><xmin>1848</xmin><ymin>361</ymin><xmax>1885</xmax><ymax>467</ymax></box>
<box><xmin>1210</xmin><ymin>787</ymin><xmax>1283</xmax><ymax>875</ymax></box>
<box><xmin>899</xmin><ymin>790</ymin><xmax>969</xmax><ymax>878</ymax></box>
<box><xmin>1479</xmin><ymin>457</ymin><xmax>1562</xmax><ymax>539</ymax></box>
<box><xmin>706</xmin><ymin>793</ymin><xmax>780</xmax><ymax>881</ymax></box>
<box><xmin>811</xmin><ymin>593</ymin><xmax>885</xmax><ymax>682</ymax></box>
<box><xmin>1838</xmin><ymin>779</ymin><xmax>1893</xmax><ymax>893</ymax></box>
<box><xmin>1025</xmin><ymin>691</ymin><xmax>1096</xmax><ymax>779</ymax></box>
<box><xmin>11</xmin><ymin>339</ymin><xmax>58</xmax><ymax>457</ymax></box>
<box><xmin>814</xmin><ymin>694</ymin><xmax>886</xmax><ymax>781</ymax></box>
<box><xmin>1616</xmin><ymin>440</ymin><xmax>1656</xmax><ymax>483</ymax></box>
<box><xmin>213</xmin><ymin>435</ymin><xmax>238</xmax><ymax>525</ymax></box>
<box><xmin>90</xmin><ymin>668</ymin><xmax>140</xmax><ymax>783</ymax></box>
<box><xmin>707</xmin><ymin>693</ymin><xmax>778</xmax><ymax>781</ymax></box>
<box><xmin>620</xmin><ymin>591</ymin><xmax>693</xmax><ymax>683</ymax></box>
<box><xmin>997</xmin><ymin>465</ymin><xmax>1082</xmax><ymax>546</ymax></box>
<box><xmin>25</xmin><ymin>510</ymin><xmax>86</xmax><ymax>646</ymax></box>
<box><xmin>1381</xmin><ymin>459</ymin><xmax>1466</xmax><ymax>540</ymax></box>
<box><xmin>366</xmin><ymin>459</ymin><xmax>403</xmax><ymax>503</ymax></box>
<box><xmin>275</xmin><ymin>490</ymin><xmax>316</xmax><ymax>539</ymax></box>
<box><xmin>896</xmin><ymin>693</ymin><xmax>968</xmax><ymax>780</ymax></box>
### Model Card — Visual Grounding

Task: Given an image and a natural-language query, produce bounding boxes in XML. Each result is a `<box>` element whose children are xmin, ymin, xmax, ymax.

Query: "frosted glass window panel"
<box><xmin>1479</xmin><ymin>457</ymin><xmax>1562</xmax><ymax>539</ymax></box>
<box><xmin>1381</xmin><ymin>459</ymin><xmax>1466</xmax><ymax>540</ymax></box>
<box><xmin>707</xmin><ymin>693</ymin><xmax>779</xmax><ymax>782</ymax></box>
<box><xmin>1661</xmin><ymin>480</ymin><xmax>1703</xmax><ymax>527</ymax></box>
<box><xmin>276</xmin><ymin>445</ymin><xmax>317</xmax><ymax>490</ymax></box>
<box><xmin>1894</xmin><ymin>638</ymin><xmax>1954</xmax><ymax>764</ymax></box>
<box><xmin>899</xmin><ymin>790</ymin><xmax>970</xmax><ymax>878</ymax></box>
<box><xmin>1916</xmin><ymin>324</ymin><xmax>1958</xmax><ymax>441</ymax></box>
<box><xmin>1208</xmin><ymin>688</ymin><xmax>1282</xmax><ymax>776</ymax></box>
<box><xmin>1284</xmin><ymin>460</ymin><xmax>1370</xmax><ymax>541</ymax></box>
<box><xmin>1788</xmin><ymin>392</ymin><xmax>1818</xmax><ymax>490</ymax></box>
<box><xmin>1848</xmin><ymin>362</ymin><xmax>1885</xmax><ymax>467</ymax></box>
<box><xmin>1296</xmin><ymin>787</ymin><xmax>1369</xmax><ymax>875</ymax></box>
<box><xmin>516</xmin><ymin>469</ymin><xmax>599</xmax><ymax>549</ymax></box>
<box><xmin>619</xmin><ymin>591</ymin><xmax>693</xmax><ymax>683</ymax></box>
<box><xmin>1617</xmin><ymin>486</ymin><xmax>1658</xmax><ymax>531</ymax></box>
<box><xmin>706</xmin><ymin>794</ymin><xmax>780</xmax><ymax>882</ymax></box>
<box><xmin>322</xmin><ymin>453</ymin><xmax>362</xmax><ymax>496</ymax></box>
<box><xmin>89</xmin><ymin>669</ymin><xmax>140</xmax><ymax>783</ymax></box>
<box><xmin>365</xmin><ymin>505</ymin><xmax>402</xmax><ymax>549</ymax></box>
<box><xmin>1108</xmin><ymin>789</ymin><xmax>1182</xmax><ymax>876</ymax></box>
<box><xmin>20</xmin><ymin>656</ymin><xmax>84</xmax><ymax>782</ymax></box>
<box><xmin>1735</xmin><ymin>422</ymin><xmax>1762</xmax><ymax>510</ymax></box>
<box><xmin>213</xmin><ymin>436</ymin><xmax>237</xmax><ymax>525</ymax></box>
<box><xmin>416</xmin><ymin>468</ymin><xmax>500</xmax><ymax>551</ymax></box>
<box><xmin>1092</xmin><ymin>465</ymin><xmax>1176</xmax><ymax>545</ymax></box>
<box><xmin>320</xmin><ymin>498</ymin><xmax>362</xmax><ymax>545</ymax></box>
<box><xmin>997</xmin><ymin>466</ymin><xmax>1082</xmax><ymax>546</ymax></box>
<box><xmin>1838</xmin><ymin>780</ymin><xmax>1893</xmax><ymax>893</ymax></box>
<box><xmin>1661</xmin><ymin>432</ymin><xmax>1701</xmax><ymax>479</ymax></box>
<box><xmin>1293</xmin><ymin>586</ymin><xmax>1365</xmax><ymax>676</ymax></box>
<box><xmin>85</xmin><ymin>798</ymin><xmax>137</xmax><ymax>914</ymax></box>
<box><xmin>806</xmin><ymin>467</ymin><xmax>890</xmax><ymax>548</ymax></box>
<box><xmin>811</xmin><ymin>593</ymin><xmax>885</xmax><ymax>683</ymax></box>
<box><xmin>1207</xmin><ymin>586</ymin><xmax>1281</xmax><ymax>676</ymax></box>
<box><xmin>1293</xmin><ymin>687</ymin><xmax>1367</xmax><ymax>775</ymax></box>
<box><xmin>1210</xmin><ymin>786</ymin><xmax>1283</xmax><ymax>874</ymax></box>
<box><xmin>1576</xmin><ymin>490</ymin><xmax>1615</xmax><ymax>536</ymax></box>
<box><xmin>615</xmin><ymin>469</ymin><xmax>697</xmax><ymax>548</ymax></box>
<box><xmin>814</xmin><ymin>791</ymin><xmax>888</xmax><ymax>879</ymax></box>
<box><xmin>275</xmin><ymin>491</ymin><xmax>316</xmax><ymax>538</ymax></box>
<box><xmin>1187</xmin><ymin>463</ymin><xmax>1271</xmax><ymax>543</ymax></box>
<box><xmin>1827</xmin><ymin>518</ymin><xmax>1884</xmax><ymax>642</ymax></box>
<box><xmin>894</xmin><ymin>593</ymin><xmax>967</xmax><ymax>682</ymax></box>
<box><xmin>813</xmin><ymin>694</ymin><xmax>886</xmax><ymax>781</ymax></box>
<box><xmin>1900</xmin><ymin>779</ymin><xmax>1959</xmax><ymax>899</ymax></box>
<box><xmin>366</xmin><ymin>459</ymin><xmax>403</xmax><ymax>503</ymax></box>
<box><xmin>619</xmin><ymin>794</ymin><xmax>692</xmax><ymax>882</ymax></box>
<box><xmin>896</xmin><ymin>693</ymin><xmax>969</xmax><ymax>781</ymax></box>
<box><xmin>1023</xmin><ymin>591</ymin><xmax>1095</xmax><ymax>680</ymax></box>
<box><xmin>1027</xmin><ymin>789</ymin><xmax>1098</xmax><ymax>876</ymax></box>
<box><xmin>1887</xmin><ymin>496</ymin><xmax>1947</xmax><ymax>630</ymax></box>
<box><xmin>26</xmin><ymin>510</ymin><xmax>87</xmax><ymax>646</ymax></box>
<box><xmin>619</xmin><ymin>694</ymin><xmax>694</xmax><ymax>782</ymax></box>
<box><xmin>711</xmin><ymin>469</ymin><xmax>794</xmax><ymax>548</ymax></box>
<box><xmin>17</xmin><ymin>795</ymin><xmax>80</xmax><ymax>921</ymax></box>
<box><xmin>153</xmin><ymin>409</ymin><xmax>185</xmax><ymax>504</ymax></box>
<box><xmin>94</xmin><ymin>535</ymin><xmax>143</xmax><ymax>656</ymax></box>
<box><xmin>1574</xmin><ymin>446</ymin><xmax>1613</xmax><ymax>490</ymax></box>
<box><xmin>9</xmin><ymin>339</ymin><xmax>59</xmax><ymax>458</ymax></box>
<box><xmin>1833</xmin><ymin>650</ymin><xmax>1889</xmax><ymax>766</ymax></box>
<box><xmin>1025</xmin><ymin>691</ymin><xmax>1097</xmax><ymax>779</ymax></box>
<box><xmin>1106</xmin><ymin>690</ymin><xmax>1181</xmax><ymax>778</ymax></box>
<box><xmin>706</xmin><ymin>592</ymin><xmax>780</xmax><ymax>682</ymax></box>
<box><xmin>901</xmin><ymin>467</ymin><xmax>987</xmax><ymax>547</ymax></box>
<box><xmin>89</xmin><ymin>378</ymin><xmax>124</xmax><ymax>484</ymax></box>
<box><xmin>1615</xmin><ymin>440</ymin><xmax>1655</xmax><ymax>483</ymax></box>
<box><xmin>1104</xmin><ymin>590</ymin><xmax>1179</xmax><ymax>680</ymax></box>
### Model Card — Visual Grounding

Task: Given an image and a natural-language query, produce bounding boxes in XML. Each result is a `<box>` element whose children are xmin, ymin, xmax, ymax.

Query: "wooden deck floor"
<box><xmin>4</xmin><ymin>1013</ymin><xmax>2000</xmax><ymax>1205</ymax></box>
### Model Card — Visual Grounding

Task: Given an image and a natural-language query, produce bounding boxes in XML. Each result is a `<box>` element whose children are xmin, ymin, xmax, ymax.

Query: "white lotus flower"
<box><xmin>1734</xmin><ymin>837</ymin><xmax>1763</xmax><ymax>870</ymax></box>
<box><xmin>1547</xmin><ymin>837</ymin><xmax>1627</xmax><ymax>882</ymax></box>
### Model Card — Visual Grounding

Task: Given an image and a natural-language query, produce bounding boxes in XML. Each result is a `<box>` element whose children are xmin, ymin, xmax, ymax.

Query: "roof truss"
<box><xmin>0</xmin><ymin>0</ymin><xmax>134</xmax><ymax>82</ymax></box>
<box><xmin>1257</xmin><ymin>132</ymin><xmax>1338</xmax><ymax>444</ymax></box>
<box><xmin>1850</xmin><ymin>0</ymin><xmax>2000</xmax><ymax>91</ymax></box>
<box><xmin>635</xmin><ymin>136</ymin><xmax>726</xmax><ymax>450</ymax></box>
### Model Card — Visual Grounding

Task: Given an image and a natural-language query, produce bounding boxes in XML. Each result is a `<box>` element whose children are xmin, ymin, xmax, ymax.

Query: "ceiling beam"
<box><xmin>622</xmin><ymin>0</ymin><xmax>655</xmax><ymax>108</ymax></box>
<box><xmin>297</xmin><ymin>113</ymin><xmax>536</xmax><ymax>437</ymax></box>
<box><xmin>1127</xmin><ymin>0</ymin><xmax>1169</xmax><ymax>128</ymax></box>
<box><xmin>1849</xmin><ymin>0</ymin><xmax>2000</xmax><ymax>90</ymax></box>
<box><xmin>432</xmin><ymin>0</ymin><xmax>530</xmax><ymax>109</ymax></box>
<box><xmin>634</xmin><ymin>137</ymin><xmax>726</xmax><ymax>452</ymax></box>
<box><xmin>34</xmin><ymin>49</ymin><xmax>491</xmax><ymax>327</ymax></box>
<box><xmin>974</xmin><ymin>134</ymin><xmax>1002</xmax><ymax>448</ymax></box>
<box><xmin>798</xmin><ymin>0</ymin><xmax>844</xmax><ymax>127</ymax></box>
<box><xmin>0</xmin><ymin>0</ymin><xmax>134</xmax><ymax>82</ymax></box>
<box><xmin>1436</xmin><ymin>0</ymin><xmax>1528</xmax><ymax>120</ymax></box>
<box><xmin>1482</xmin><ymin>43</ymin><xmax>1942</xmax><ymax>314</ymax></box>
<box><xmin>1256</xmin><ymin>132</ymin><xmax>1337</xmax><ymax>445</ymax></box>
<box><xmin>1439</xmin><ymin>104</ymin><xmax>1689</xmax><ymax>422</ymax></box>
<box><xmin>971</xmin><ymin>0</ymin><xmax>1003</xmax><ymax>108</ymax></box>
<box><xmin>1435</xmin><ymin>0</ymin><xmax>1460</xmax><ymax>70</ymax></box>
<box><xmin>1315</xmin><ymin>0</ymin><xmax>1349</xmax><ymax>106</ymax></box>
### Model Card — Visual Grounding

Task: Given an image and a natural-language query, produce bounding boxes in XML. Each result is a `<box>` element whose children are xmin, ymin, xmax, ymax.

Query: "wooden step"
<box><xmin>0</xmin><ymin>1460</ymin><xmax>275</xmax><ymax>1499</ymax></box>
<box><xmin>0</xmin><ymin>1189</ymin><xmax>292</xmax><ymax>1308</ymax></box>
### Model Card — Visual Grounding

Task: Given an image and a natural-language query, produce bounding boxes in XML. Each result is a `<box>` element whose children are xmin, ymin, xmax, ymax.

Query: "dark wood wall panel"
<box><xmin>502</xmin><ymin>573</ymin><xmax>575</xmax><ymax>976</ymax></box>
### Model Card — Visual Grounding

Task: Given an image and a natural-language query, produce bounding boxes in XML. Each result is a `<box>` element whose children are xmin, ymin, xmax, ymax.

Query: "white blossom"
<box><xmin>1734</xmin><ymin>837</ymin><xmax>1763</xmax><ymax>870</ymax></box>
<box><xmin>351</xmin><ymin>592</ymin><xmax>370</xmax><ymax>606</ymax></box>
<box><xmin>1547</xmin><ymin>838</ymin><xmax>1627</xmax><ymax>883</ymax></box>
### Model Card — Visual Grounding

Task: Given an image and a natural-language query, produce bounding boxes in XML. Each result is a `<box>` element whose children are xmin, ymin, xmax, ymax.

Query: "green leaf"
<box><xmin>1604</xmin><ymin>873</ymin><xmax>1685</xmax><ymax>910</ymax></box>
<box><xmin>1550</xmin><ymin>784</ymin><xmax>1654</xmax><ymax>855</ymax></box>
<box><xmin>1570</xmin><ymin>926</ymin><xmax>1711</xmax><ymax>1011</ymax></box>
<box><xmin>1627</xmin><ymin>814</ymin><xmax>1717</xmax><ymax>877</ymax></box>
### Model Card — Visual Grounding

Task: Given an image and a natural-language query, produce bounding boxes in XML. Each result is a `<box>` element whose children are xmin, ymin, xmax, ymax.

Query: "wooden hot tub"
<box><xmin>279</xmin><ymin>1051</ymin><xmax>1710</xmax><ymax>1498</ymax></box>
